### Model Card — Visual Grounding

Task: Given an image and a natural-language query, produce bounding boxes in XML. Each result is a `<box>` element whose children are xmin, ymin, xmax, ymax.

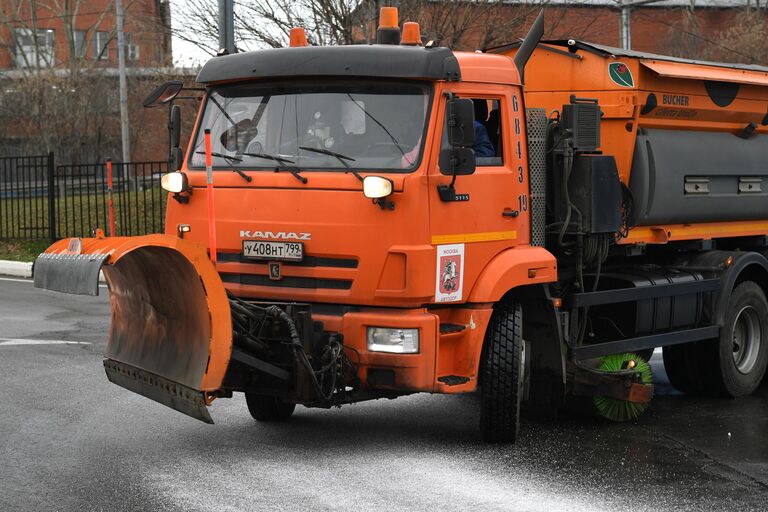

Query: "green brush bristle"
<box><xmin>593</xmin><ymin>352</ymin><xmax>653</xmax><ymax>422</ymax></box>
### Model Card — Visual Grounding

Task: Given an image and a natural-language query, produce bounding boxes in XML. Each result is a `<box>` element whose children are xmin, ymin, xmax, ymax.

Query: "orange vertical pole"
<box><xmin>106</xmin><ymin>158</ymin><xmax>116</xmax><ymax>237</ymax></box>
<box><xmin>204</xmin><ymin>129</ymin><xmax>217</xmax><ymax>264</ymax></box>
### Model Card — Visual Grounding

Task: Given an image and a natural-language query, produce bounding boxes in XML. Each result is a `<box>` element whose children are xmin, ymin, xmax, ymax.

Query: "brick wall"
<box><xmin>0</xmin><ymin>0</ymin><xmax>171</xmax><ymax>70</ymax></box>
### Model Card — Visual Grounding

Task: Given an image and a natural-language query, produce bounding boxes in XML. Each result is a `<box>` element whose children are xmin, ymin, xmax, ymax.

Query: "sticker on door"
<box><xmin>435</xmin><ymin>243</ymin><xmax>465</xmax><ymax>303</ymax></box>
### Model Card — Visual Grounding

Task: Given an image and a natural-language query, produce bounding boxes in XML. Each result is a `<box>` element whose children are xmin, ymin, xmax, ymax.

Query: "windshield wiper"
<box><xmin>207</xmin><ymin>95</ymin><xmax>238</xmax><ymax>127</ymax></box>
<box><xmin>241</xmin><ymin>152</ymin><xmax>308</xmax><ymax>184</ymax></box>
<box><xmin>346</xmin><ymin>93</ymin><xmax>410</xmax><ymax>164</ymax></box>
<box><xmin>195</xmin><ymin>151</ymin><xmax>253</xmax><ymax>182</ymax></box>
<box><xmin>298</xmin><ymin>146</ymin><xmax>363</xmax><ymax>182</ymax></box>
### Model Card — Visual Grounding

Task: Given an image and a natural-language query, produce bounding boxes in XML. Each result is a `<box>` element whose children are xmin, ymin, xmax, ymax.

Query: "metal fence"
<box><xmin>0</xmin><ymin>154</ymin><xmax>54</xmax><ymax>240</ymax></box>
<box><xmin>0</xmin><ymin>154</ymin><xmax>168</xmax><ymax>241</ymax></box>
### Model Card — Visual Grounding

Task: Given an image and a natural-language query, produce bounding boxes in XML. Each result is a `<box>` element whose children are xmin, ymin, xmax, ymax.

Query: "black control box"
<box><xmin>562</xmin><ymin>100</ymin><xmax>601</xmax><ymax>152</ymax></box>
<box><xmin>567</xmin><ymin>155</ymin><xmax>622</xmax><ymax>234</ymax></box>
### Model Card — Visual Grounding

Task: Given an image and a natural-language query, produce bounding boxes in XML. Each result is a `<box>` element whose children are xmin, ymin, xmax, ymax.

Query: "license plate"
<box><xmin>242</xmin><ymin>240</ymin><xmax>304</xmax><ymax>261</ymax></box>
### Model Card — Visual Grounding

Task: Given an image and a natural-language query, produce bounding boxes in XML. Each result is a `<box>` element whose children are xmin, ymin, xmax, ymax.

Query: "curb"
<box><xmin>0</xmin><ymin>260</ymin><xmax>33</xmax><ymax>278</ymax></box>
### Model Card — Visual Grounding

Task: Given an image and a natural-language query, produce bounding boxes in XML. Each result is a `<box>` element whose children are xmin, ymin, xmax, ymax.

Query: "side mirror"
<box><xmin>439</xmin><ymin>147</ymin><xmax>475</xmax><ymax>176</ymax></box>
<box><xmin>446</xmin><ymin>97</ymin><xmax>476</xmax><ymax>147</ymax></box>
<box><xmin>169</xmin><ymin>105</ymin><xmax>183</xmax><ymax>170</ymax></box>
<box><xmin>437</xmin><ymin>96</ymin><xmax>476</xmax><ymax>202</ymax></box>
<box><xmin>143</xmin><ymin>80</ymin><xmax>184</xmax><ymax>108</ymax></box>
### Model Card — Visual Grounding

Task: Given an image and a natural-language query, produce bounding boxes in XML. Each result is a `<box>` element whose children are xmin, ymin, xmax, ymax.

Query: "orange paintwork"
<box><xmin>468</xmin><ymin>246</ymin><xmax>557</xmax><ymax>303</ymax></box>
<box><xmin>42</xmin><ymin>235</ymin><xmax>232</xmax><ymax>391</ymax></box>
<box><xmin>640</xmin><ymin>60</ymin><xmax>768</xmax><ymax>87</ymax></box>
<box><xmin>431</xmin><ymin>306</ymin><xmax>494</xmax><ymax>393</ymax></box>
<box><xmin>501</xmin><ymin>43</ymin><xmax>768</xmax><ymax>246</ymax></box>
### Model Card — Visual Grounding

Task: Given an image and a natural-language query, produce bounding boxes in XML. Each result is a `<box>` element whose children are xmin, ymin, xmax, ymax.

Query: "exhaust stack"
<box><xmin>514</xmin><ymin>9</ymin><xmax>545</xmax><ymax>84</ymax></box>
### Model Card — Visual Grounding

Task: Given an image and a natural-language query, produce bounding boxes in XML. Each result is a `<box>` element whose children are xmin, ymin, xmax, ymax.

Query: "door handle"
<box><xmin>502</xmin><ymin>210</ymin><xmax>519</xmax><ymax>218</ymax></box>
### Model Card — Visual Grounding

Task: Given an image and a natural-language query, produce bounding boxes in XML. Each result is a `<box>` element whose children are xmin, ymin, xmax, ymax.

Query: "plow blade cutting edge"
<box><xmin>33</xmin><ymin>235</ymin><xmax>233</xmax><ymax>423</ymax></box>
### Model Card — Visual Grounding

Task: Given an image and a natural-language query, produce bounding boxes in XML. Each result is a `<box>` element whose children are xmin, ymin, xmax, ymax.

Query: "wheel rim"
<box><xmin>731</xmin><ymin>305</ymin><xmax>761</xmax><ymax>375</ymax></box>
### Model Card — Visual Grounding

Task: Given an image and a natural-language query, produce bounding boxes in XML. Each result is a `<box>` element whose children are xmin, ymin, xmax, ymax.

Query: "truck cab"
<box><xmin>161</xmin><ymin>41</ymin><xmax>554</xmax><ymax>407</ymax></box>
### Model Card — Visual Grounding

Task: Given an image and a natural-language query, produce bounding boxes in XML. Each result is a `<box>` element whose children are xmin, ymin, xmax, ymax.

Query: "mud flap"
<box><xmin>33</xmin><ymin>235</ymin><xmax>232</xmax><ymax>423</ymax></box>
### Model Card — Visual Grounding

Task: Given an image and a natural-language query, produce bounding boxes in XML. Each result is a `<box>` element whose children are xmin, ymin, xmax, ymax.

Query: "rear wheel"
<box><xmin>480</xmin><ymin>301</ymin><xmax>525</xmax><ymax>444</ymax></box>
<box><xmin>711</xmin><ymin>282</ymin><xmax>768</xmax><ymax>397</ymax></box>
<box><xmin>245</xmin><ymin>394</ymin><xmax>296</xmax><ymax>422</ymax></box>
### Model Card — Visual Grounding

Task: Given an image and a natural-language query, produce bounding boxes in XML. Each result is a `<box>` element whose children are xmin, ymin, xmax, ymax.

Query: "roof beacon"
<box><xmin>377</xmin><ymin>7</ymin><xmax>400</xmax><ymax>45</ymax></box>
<box><xmin>401</xmin><ymin>22</ymin><xmax>421</xmax><ymax>46</ymax></box>
<box><xmin>289</xmin><ymin>27</ymin><xmax>308</xmax><ymax>47</ymax></box>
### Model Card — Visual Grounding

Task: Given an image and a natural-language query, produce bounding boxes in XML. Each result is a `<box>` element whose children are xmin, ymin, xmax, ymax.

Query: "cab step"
<box><xmin>439</xmin><ymin>323</ymin><xmax>466</xmax><ymax>334</ymax></box>
<box><xmin>438</xmin><ymin>375</ymin><xmax>471</xmax><ymax>386</ymax></box>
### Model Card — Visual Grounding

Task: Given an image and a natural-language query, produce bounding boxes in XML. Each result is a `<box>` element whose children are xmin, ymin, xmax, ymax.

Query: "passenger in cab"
<box><xmin>473</xmin><ymin>100</ymin><xmax>496</xmax><ymax>158</ymax></box>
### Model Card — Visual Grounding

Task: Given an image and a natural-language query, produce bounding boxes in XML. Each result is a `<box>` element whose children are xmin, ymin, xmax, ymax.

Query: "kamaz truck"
<box><xmin>34</xmin><ymin>9</ymin><xmax>768</xmax><ymax>442</ymax></box>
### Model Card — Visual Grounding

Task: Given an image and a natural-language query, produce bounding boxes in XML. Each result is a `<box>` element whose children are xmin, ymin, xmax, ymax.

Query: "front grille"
<box><xmin>220</xmin><ymin>272</ymin><xmax>352</xmax><ymax>290</ymax></box>
<box><xmin>217</xmin><ymin>252</ymin><xmax>358</xmax><ymax>268</ymax></box>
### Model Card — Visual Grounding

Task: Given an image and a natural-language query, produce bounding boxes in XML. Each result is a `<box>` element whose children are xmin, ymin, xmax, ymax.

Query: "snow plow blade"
<box><xmin>33</xmin><ymin>235</ymin><xmax>232</xmax><ymax>423</ymax></box>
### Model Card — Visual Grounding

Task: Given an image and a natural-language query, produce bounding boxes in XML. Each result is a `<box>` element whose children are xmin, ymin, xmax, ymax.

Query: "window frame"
<box><xmin>72</xmin><ymin>29</ymin><xmax>87</xmax><ymax>59</ymax></box>
<box><xmin>439</xmin><ymin>94</ymin><xmax>505</xmax><ymax>168</ymax></box>
<box><xmin>186</xmin><ymin>78</ymin><xmax>435</xmax><ymax>174</ymax></box>
<box><xmin>93</xmin><ymin>31</ymin><xmax>110</xmax><ymax>60</ymax></box>
<box><xmin>13</xmin><ymin>28</ymin><xmax>56</xmax><ymax>68</ymax></box>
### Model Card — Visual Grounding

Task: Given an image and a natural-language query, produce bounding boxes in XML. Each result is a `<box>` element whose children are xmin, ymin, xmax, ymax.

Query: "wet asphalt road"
<box><xmin>1</xmin><ymin>276</ymin><xmax>767</xmax><ymax>511</ymax></box>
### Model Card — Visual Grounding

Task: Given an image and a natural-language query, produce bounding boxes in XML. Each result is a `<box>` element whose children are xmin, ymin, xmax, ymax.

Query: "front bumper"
<box><xmin>315</xmin><ymin>309</ymin><xmax>440</xmax><ymax>392</ymax></box>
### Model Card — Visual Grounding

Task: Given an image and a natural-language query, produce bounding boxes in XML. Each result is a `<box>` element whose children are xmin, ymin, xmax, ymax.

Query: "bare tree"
<box><xmin>172</xmin><ymin>0</ymin><xmax>553</xmax><ymax>55</ymax></box>
<box><xmin>0</xmin><ymin>0</ymin><xmax>184</xmax><ymax>162</ymax></box>
<box><xmin>711</xmin><ymin>6</ymin><xmax>768</xmax><ymax>65</ymax></box>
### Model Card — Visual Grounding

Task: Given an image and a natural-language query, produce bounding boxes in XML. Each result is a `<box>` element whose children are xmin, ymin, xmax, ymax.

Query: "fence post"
<box><xmin>46</xmin><ymin>152</ymin><xmax>56</xmax><ymax>242</ymax></box>
<box><xmin>107</xmin><ymin>159</ymin><xmax>116</xmax><ymax>237</ymax></box>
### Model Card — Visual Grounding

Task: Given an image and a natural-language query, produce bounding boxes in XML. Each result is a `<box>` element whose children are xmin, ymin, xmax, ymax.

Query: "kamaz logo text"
<box><xmin>239</xmin><ymin>230</ymin><xmax>311</xmax><ymax>240</ymax></box>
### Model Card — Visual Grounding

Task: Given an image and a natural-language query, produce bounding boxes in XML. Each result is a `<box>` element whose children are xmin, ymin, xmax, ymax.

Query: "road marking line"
<box><xmin>0</xmin><ymin>276</ymin><xmax>108</xmax><ymax>288</ymax></box>
<box><xmin>0</xmin><ymin>277</ymin><xmax>34</xmax><ymax>283</ymax></box>
<box><xmin>0</xmin><ymin>338</ymin><xmax>91</xmax><ymax>346</ymax></box>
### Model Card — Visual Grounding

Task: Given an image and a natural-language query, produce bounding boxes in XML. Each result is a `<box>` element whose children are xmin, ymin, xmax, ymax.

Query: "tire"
<box><xmin>662</xmin><ymin>342</ymin><xmax>706</xmax><ymax>394</ymax></box>
<box><xmin>480</xmin><ymin>301</ymin><xmax>525</xmax><ymax>444</ymax></box>
<box><xmin>709</xmin><ymin>281</ymin><xmax>768</xmax><ymax>397</ymax></box>
<box><xmin>245</xmin><ymin>394</ymin><xmax>296</xmax><ymax>422</ymax></box>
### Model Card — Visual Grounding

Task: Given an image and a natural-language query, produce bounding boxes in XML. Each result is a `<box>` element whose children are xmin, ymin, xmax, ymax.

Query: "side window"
<box><xmin>441</xmin><ymin>97</ymin><xmax>503</xmax><ymax>166</ymax></box>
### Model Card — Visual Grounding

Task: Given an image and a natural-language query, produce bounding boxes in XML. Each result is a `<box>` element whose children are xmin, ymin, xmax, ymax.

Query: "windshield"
<box><xmin>189</xmin><ymin>80</ymin><xmax>432</xmax><ymax>172</ymax></box>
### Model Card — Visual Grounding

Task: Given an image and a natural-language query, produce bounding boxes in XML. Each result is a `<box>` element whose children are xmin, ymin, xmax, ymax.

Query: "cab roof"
<box><xmin>196</xmin><ymin>44</ymin><xmax>521</xmax><ymax>86</ymax></box>
<box><xmin>196</xmin><ymin>45</ymin><xmax>461</xmax><ymax>84</ymax></box>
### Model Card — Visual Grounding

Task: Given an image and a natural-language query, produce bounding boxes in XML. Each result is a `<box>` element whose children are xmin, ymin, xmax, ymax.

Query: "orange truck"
<box><xmin>34</xmin><ymin>9</ymin><xmax>768</xmax><ymax>442</ymax></box>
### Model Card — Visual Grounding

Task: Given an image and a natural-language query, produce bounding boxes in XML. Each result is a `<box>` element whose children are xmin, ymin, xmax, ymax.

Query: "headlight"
<box><xmin>367</xmin><ymin>327</ymin><xmax>419</xmax><ymax>354</ymax></box>
<box><xmin>363</xmin><ymin>176</ymin><xmax>393</xmax><ymax>199</ymax></box>
<box><xmin>161</xmin><ymin>171</ymin><xmax>189</xmax><ymax>193</ymax></box>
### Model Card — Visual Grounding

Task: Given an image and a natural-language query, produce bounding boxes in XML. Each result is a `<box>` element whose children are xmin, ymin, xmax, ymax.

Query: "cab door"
<box><xmin>427</xmin><ymin>83</ymin><xmax>529</xmax><ymax>303</ymax></box>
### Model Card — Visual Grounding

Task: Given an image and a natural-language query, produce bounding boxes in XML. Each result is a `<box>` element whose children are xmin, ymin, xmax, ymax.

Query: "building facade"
<box><xmin>0</xmin><ymin>0</ymin><xmax>172</xmax><ymax>70</ymax></box>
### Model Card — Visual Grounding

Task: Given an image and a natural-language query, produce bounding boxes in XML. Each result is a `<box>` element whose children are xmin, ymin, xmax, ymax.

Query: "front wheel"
<box><xmin>245</xmin><ymin>394</ymin><xmax>296</xmax><ymax>422</ymax></box>
<box><xmin>480</xmin><ymin>301</ymin><xmax>525</xmax><ymax>443</ymax></box>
